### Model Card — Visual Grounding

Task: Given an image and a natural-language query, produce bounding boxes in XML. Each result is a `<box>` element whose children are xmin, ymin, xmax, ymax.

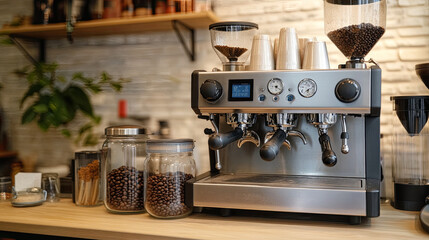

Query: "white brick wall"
<box><xmin>0</xmin><ymin>0</ymin><xmax>428</xmax><ymax>199</ymax></box>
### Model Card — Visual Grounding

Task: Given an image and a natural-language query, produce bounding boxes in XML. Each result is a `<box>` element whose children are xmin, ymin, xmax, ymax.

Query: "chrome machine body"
<box><xmin>188</xmin><ymin>68</ymin><xmax>381</xmax><ymax>222</ymax></box>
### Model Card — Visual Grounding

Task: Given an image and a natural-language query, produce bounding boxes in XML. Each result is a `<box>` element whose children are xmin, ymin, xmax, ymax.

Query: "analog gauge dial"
<box><xmin>298</xmin><ymin>78</ymin><xmax>317</xmax><ymax>98</ymax></box>
<box><xmin>267</xmin><ymin>78</ymin><xmax>284</xmax><ymax>95</ymax></box>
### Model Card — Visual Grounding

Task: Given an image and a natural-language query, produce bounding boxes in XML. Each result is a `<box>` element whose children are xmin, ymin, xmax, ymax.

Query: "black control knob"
<box><xmin>200</xmin><ymin>79</ymin><xmax>222</xmax><ymax>102</ymax></box>
<box><xmin>335</xmin><ymin>78</ymin><xmax>361</xmax><ymax>103</ymax></box>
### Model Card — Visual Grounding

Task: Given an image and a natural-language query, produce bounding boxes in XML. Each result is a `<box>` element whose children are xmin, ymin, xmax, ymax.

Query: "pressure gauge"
<box><xmin>298</xmin><ymin>78</ymin><xmax>317</xmax><ymax>98</ymax></box>
<box><xmin>267</xmin><ymin>78</ymin><xmax>284</xmax><ymax>95</ymax></box>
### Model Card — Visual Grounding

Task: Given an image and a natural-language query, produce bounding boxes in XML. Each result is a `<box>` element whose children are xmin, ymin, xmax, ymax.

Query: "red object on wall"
<box><xmin>119</xmin><ymin>99</ymin><xmax>127</xmax><ymax>118</ymax></box>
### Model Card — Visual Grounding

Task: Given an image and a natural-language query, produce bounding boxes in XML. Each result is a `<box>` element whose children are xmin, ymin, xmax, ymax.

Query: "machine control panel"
<box><xmin>195</xmin><ymin>69</ymin><xmax>372</xmax><ymax>114</ymax></box>
<box><xmin>335</xmin><ymin>78</ymin><xmax>361</xmax><ymax>103</ymax></box>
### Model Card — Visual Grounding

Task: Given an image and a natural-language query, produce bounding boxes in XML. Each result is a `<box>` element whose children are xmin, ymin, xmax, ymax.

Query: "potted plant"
<box><xmin>15</xmin><ymin>62</ymin><xmax>128</xmax><ymax>146</ymax></box>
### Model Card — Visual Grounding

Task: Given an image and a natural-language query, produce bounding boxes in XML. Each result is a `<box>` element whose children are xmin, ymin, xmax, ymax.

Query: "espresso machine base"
<box><xmin>190</xmin><ymin>173</ymin><xmax>378</xmax><ymax>218</ymax></box>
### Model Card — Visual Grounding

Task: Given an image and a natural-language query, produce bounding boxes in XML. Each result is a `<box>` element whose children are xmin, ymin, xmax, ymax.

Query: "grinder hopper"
<box><xmin>324</xmin><ymin>0</ymin><xmax>386</xmax><ymax>66</ymax></box>
<box><xmin>391</xmin><ymin>63</ymin><xmax>429</xmax><ymax>135</ymax></box>
<box><xmin>209</xmin><ymin>22</ymin><xmax>258</xmax><ymax>71</ymax></box>
<box><xmin>390</xmin><ymin>63</ymin><xmax>429</xmax><ymax>212</ymax></box>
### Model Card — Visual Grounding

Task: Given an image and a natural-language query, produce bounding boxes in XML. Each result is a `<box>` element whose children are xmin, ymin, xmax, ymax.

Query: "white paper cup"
<box><xmin>299</xmin><ymin>37</ymin><xmax>316</xmax><ymax>66</ymax></box>
<box><xmin>249</xmin><ymin>34</ymin><xmax>274</xmax><ymax>71</ymax></box>
<box><xmin>302</xmin><ymin>41</ymin><xmax>330</xmax><ymax>70</ymax></box>
<box><xmin>276</xmin><ymin>27</ymin><xmax>300</xmax><ymax>70</ymax></box>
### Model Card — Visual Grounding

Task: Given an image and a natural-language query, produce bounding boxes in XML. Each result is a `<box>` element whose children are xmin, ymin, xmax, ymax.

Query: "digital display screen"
<box><xmin>228</xmin><ymin>79</ymin><xmax>253</xmax><ymax>101</ymax></box>
<box><xmin>231</xmin><ymin>84</ymin><xmax>251</xmax><ymax>98</ymax></box>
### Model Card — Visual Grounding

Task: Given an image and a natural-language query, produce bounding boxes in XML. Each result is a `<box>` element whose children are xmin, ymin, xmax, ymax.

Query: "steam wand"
<box><xmin>209</xmin><ymin>114</ymin><xmax>222</xmax><ymax>170</ymax></box>
<box><xmin>340</xmin><ymin>114</ymin><xmax>350</xmax><ymax>154</ymax></box>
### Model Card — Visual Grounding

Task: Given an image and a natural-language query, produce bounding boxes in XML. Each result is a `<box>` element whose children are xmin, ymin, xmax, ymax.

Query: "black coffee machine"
<box><xmin>391</xmin><ymin>63</ymin><xmax>429</xmax><ymax>232</ymax></box>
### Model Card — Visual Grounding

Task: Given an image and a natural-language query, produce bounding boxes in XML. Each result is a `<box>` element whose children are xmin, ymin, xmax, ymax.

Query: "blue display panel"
<box><xmin>228</xmin><ymin>79</ymin><xmax>253</xmax><ymax>101</ymax></box>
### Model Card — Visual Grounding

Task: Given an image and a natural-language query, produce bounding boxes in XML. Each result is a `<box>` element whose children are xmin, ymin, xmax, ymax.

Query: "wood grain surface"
<box><xmin>0</xmin><ymin>199</ymin><xmax>427</xmax><ymax>240</ymax></box>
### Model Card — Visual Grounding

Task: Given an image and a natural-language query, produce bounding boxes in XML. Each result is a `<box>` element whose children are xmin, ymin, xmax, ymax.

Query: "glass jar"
<box><xmin>74</xmin><ymin>151</ymin><xmax>102</xmax><ymax>207</ymax></box>
<box><xmin>144</xmin><ymin>139</ymin><xmax>196</xmax><ymax>219</ymax></box>
<box><xmin>102</xmin><ymin>125</ymin><xmax>148</xmax><ymax>214</ymax></box>
<box><xmin>42</xmin><ymin>173</ymin><xmax>61</xmax><ymax>202</ymax></box>
<box><xmin>0</xmin><ymin>177</ymin><xmax>12</xmax><ymax>201</ymax></box>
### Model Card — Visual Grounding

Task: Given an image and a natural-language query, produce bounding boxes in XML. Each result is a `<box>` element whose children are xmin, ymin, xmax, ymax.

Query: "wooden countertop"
<box><xmin>0</xmin><ymin>199</ymin><xmax>427</xmax><ymax>240</ymax></box>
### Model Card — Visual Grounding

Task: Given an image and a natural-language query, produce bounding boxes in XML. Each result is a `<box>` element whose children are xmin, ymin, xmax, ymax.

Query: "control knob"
<box><xmin>200</xmin><ymin>79</ymin><xmax>222</xmax><ymax>102</ymax></box>
<box><xmin>335</xmin><ymin>78</ymin><xmax>361</xmax><ymax>103</ymax></box>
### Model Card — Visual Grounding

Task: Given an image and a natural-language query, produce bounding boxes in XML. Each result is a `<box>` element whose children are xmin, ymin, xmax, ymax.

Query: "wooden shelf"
<box><xmin>0</xmin><ymin>11</ymin><xmax>219</xmax><ymax>39</ymax></box>
<box><xmin>0</xmin><ymin>11</ymin><xmax>219</xmax><ymax>62</ymax></box>
<box><xmin>0</xmin><ymin>151</ymin><xmax>17</xmax><ymax>159</ymax></box>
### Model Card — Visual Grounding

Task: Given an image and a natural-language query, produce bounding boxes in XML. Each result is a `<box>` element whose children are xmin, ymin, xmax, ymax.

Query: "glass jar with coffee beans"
<box><xmin>102</xmin><ymin>125</ymin><xmax>148</xmax><ymax>214</ymax></box>
<box><xmin>144</xmin><ymin>139</ymin><xmax>196</xmax><ymax>219</ymax></box>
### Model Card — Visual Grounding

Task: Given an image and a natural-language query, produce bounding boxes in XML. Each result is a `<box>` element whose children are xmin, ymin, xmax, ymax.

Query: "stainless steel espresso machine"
<box><xmin>188</xmin><ymin>0</ymin><xmax>386</xmax><ymax>224</ymax></box>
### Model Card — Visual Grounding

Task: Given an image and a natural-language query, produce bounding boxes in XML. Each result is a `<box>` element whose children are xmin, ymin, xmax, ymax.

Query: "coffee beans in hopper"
<box><xmin>327</xmin><ymin>23</ymin><xmax>385</xmax><ymax>59</ymax></box>
<box><xmin>145</xmin><ymin>172</ymin><xmax>193</xmax><ymax>218</ymax></box>
<box><xmin>106</xmin><ymin>166</ymin><xmax>144</xmax><ymax>211</ymax></box>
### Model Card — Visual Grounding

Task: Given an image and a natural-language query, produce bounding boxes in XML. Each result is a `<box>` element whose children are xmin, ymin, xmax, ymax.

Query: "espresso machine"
<box><xmin>188</xmin><ymin>0</ymin><xmax>386</xmax><ymax>224</ymax></box>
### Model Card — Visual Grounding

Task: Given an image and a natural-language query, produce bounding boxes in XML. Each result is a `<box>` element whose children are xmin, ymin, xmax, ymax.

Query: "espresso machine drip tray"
<box><xmin>193</xmin><ymin>174</ymin><xmax>368</xmax><ymax>216</ymax></box>
<box><xmin>199</xmin><ymin>174</ymin><xmax>364</xmax><ymax>190</ymax></box>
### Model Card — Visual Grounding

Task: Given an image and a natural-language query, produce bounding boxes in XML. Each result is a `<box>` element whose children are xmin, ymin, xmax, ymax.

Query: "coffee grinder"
<box><xmin>188</xmin><ymin>0</ymin><xmax>385</xmax><ymax>224</ymax></box>
<box><xmin>391</xmin><ymin>63</ymin><xmax>429</xmax><ymax>211</ymax></box>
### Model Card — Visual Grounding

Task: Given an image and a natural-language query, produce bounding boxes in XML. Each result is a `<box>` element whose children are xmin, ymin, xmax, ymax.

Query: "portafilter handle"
<box><xmin>260</xmin><ymin>129</ymin><xmax>287</xmax><ymax>161</ymax></box>
<box><xmin>319</xmin><ymin>131</ymin><xmax>337</xmax><ymax>167</ymax></box>
<box><xmin>209</xmin><ymin>128</ymin><xmax>244</xmax><ymax>150</ymax></box>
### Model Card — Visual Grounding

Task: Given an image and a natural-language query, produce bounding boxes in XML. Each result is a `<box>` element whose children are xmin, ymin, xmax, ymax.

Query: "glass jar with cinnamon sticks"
<box><xmin>74</xmin><ymin>151</ymin><xmax>102</xmax><ymax>207</ymax></box>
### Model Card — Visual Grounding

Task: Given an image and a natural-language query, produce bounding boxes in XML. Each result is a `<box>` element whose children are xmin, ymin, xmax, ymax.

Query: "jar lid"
<box><xmin>209</xmin><ymin>21</ymin><xmax>259</xmax><ymax>30</ymax></box>
<box><xmin>326</xmin><ymin>0</ymin><xmax>380</xmax><ymax>5</ymax></box>
<box><xmin>105</xmin><ymin>125</ymin><xmax>148</xmax><ymax>136</ymax></box>
<box><xmin>0</xmin><ymin>176</ymin><xmax>11</xmax><ymax>183</ymax></box>
<box><xmin>147</xmin><ymin>139</ymin><xmax>195</xmax><ymax>153</ymax></box>
<box><xmin>75</xmin><ymin>151</ymin><xmax>100</xmax><ymax>160</ymax></box>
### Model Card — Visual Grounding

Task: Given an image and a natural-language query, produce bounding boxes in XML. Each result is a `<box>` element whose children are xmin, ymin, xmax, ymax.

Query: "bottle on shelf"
<box><xmin>133</xmin><ymin>0</ymin><xmax>152</xmax><ymax>16</ymax></box>
<box><xmin>71</xmin><ymin>0</ymin><xmax>91</xmax><ymax>24</ymax></box>
<box><xmin>89</xmin><ymin>0</ymin><xmax>104</xmax><ymax>19</ymax></box>
<box><xmin>103</xmin><ymin>0</ymin><xmax>122</xmax><ymax>18</ymax></box>
<box><xmin>122</xmin><ymin>0</ymin><xmax>134</xmax><ymax>17</ymax></box>
<box><xmin>154</xmin><ymin>0</ymin><xmax>167</xmax><ymax>15</ymax></box>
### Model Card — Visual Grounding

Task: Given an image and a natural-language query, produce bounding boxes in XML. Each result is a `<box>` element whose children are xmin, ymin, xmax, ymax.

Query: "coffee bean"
<box><xmin>327</xmin><ymin>23</ymin><xmax>385</xmax><ymax>59</ymax></box>
<box><xmin>145</xmin><ymin>172</ymin><xmax>193</xmax><ymax>218</ymax></box>
<box><xmin>106</xmin><ymin>165</ymin><xmax>144</xmax><ymax>211</ymax></box>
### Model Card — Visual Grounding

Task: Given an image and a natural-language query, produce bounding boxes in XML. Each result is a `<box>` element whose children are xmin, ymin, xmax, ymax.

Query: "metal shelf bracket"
<box><xmin>172</xmin><ymin>20</ymin><xmax>195</xmax><ymax>61</ymax></box>
<box><xmin>9</xmin><ymin>36</ymin><xmax>46</xmax><ymax>65</ymax></box>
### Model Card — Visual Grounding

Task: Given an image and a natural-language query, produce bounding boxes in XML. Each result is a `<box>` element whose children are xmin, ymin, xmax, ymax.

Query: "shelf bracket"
<box><xmin>9</xmin><ymin>36</ymin><xmax>46</xmax><ymax>65</ymax></box>
<box><xmin>172</xmin><ymin>20</ymin><xmax>195</xmax><ymax>61</ymax></box>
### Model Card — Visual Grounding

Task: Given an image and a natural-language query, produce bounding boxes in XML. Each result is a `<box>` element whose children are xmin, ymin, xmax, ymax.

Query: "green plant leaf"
<box><xmin>110</xmin><ymin>82</ymin><xmax>123</xmax><ymax>92</ymax></box>
<box><xmin>49</xmin><ymin>92</ymin><xmax>72</xmax><ymax>123</ymax></box>
<box><xmin>64</xmin><ymin>86</ymin><xmax>94</xmax><ymax>117</ymax></box>
<box><xmin>85</xmin><ymin>83</ymin><xmax>102</xmax><ymax>93</ymax></box>
<box><xmin>78</xmin><ymin>122</ymin><xmax>94</xmax><ymax>135</ymax></box>
<box><xmin>13</xmin><ymin>66</ymin><xmax>30</xmax><ymax>77</ymax></box>
<box><xmin>37</xmin><ymin>113</ymin><xmax>51</xmax><ymax>131</ymax></box>
<box><xmin>61</xmin><ymin>129</ymin><xmax>72</xmax><ymax>138</ymax></box>
<box><xmin>83</xmin><ymin>133</ymin><xmax>99</xmax><ymax>146</ymax></box>
<box><xmin>20</xmin><ymin>83</ymin><xmax>44</xmax><ymax>108</ymax></box>
<box><xmin>32</xmin><ymin>103</ymin><xmax>49</xmax><ymax>113</ymax></box>
<box><xmin>21</xmin><ymin>107</ymin><xmax>37</xmax><ymax>124</ymax></box>
<box><xmin>100</xmin><ymin>72</ymin><xmax>112</xmax><ymax>83</ymax></box>
<box><xmin>0</xmin><ymin>37</ymin><xmax>14</xmax><ymax>45</ymax></box>
<box><xmin>93</xmin><ymin>115</ymin><xmax>101</xmax><ymax>124</ymax></box>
